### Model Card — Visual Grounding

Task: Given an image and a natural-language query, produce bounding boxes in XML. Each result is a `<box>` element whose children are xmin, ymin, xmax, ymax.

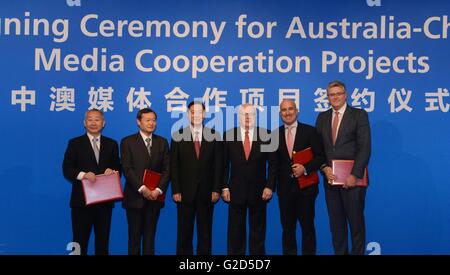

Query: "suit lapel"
<box><xmin>324</xmin><ymin>109</ymin><xmax>333</xmax><ymax>146</ymax></box>
<box><xmin>135</xmin><ymin>133</ymin><xmax>151</xmax><ymax>163</ymax></box>
<box><xmin>199</xmin><ymin>128</ymin><xmax>208</xmax><ymax>159</ymax></box>
<box><xmin>335</xmin><ymin>107</ymin><xmax>352</xmax><ymax>146</ymax></box>
<box><xmin>98</xmin><ymin>136</ymin><xmax>105</xmax><ymax>166</ymax></box>
<box><xmin>279</xmin><ymin>125</ymin><xmax>290</xmax><ymax>160</ymax></box>
<box><xmin>83</xmin><ymin>134</ymin><xmax>98</xmax><ymax>166</ymax></box>
<box><xmin>235</xmin><ymin>128</ymin><xmax>247</xmax><ymax>161</ymax></box>
<box><xmin>186</xmin><ymin>127</ymin><xmax>202</xmax><ymax>160</ymax></box>
<box><xmin>293</xmin><ymin>123</ymin><xmax>302</xmax><ymax>153</ymax></box>
<box><xmin>149</xmin><ymin>135</ymin><xmax>157</xmax><ymax>160</ymax></box>
<box><xmin>247</xmin><ymin>127</ymin><xmax>261</xmax><ymax>161</ymax></box>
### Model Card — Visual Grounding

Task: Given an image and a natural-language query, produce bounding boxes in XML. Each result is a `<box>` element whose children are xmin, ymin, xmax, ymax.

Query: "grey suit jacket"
<box><xmin>315</xmin><ymin>105</ymin><xmax>371</xmax><ymax>179</ymax></box>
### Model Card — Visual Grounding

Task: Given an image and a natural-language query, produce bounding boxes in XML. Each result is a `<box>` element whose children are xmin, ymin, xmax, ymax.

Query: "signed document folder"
<box><xmin>82</xmin><ymin>172</ymin><xmax>123</xmax><ymax>206</ymax></box>
<box><xmin>292</xmin><ymin>147</ymin><xmax>319</xmax><ymax>189</ymax></box>
<box><xmin>331</xmin><ymin>160</ymin><xmax>368</xmax><ymax>187</ymax></box>
<box><xmin>143</xmin><ymin>169</ymin><xmax>165</xmax><ymax>202</ymax></box>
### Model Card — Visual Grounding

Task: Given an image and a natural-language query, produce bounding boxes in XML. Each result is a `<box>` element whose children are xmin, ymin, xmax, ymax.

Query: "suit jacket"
<box><xmin>315</xmin><ymin>105</ymin><xmax>371</xmax><ymax>179</ymax></box>
<box><xmin>170</xmin><ymin>127</ymin><xmax>223</xmax><ymax>203</ymax></box>
<box><xmin>223</xmin><ymin>127</ymin><xmax>276</xmax><ymax>205</ymax></box>
<box><xmin>274</xmin><ymin>122</ymin><xmax>325</xmax><ymax>197</ymax></box>
<box><xmin>63</xmin><ymin>134</ymin><xmax>120</xmax><ymax>208</ymax></box>
<box><xmin>121</xmin><ymin>132</ymin><xmax>170</xmax><ymax>209</ymax></box>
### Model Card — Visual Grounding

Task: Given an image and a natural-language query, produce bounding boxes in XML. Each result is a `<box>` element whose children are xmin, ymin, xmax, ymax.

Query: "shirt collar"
<box><xmin>190</xmin><ymin>125</ymin><xmax>203</xmax><ymax>135</ymax></box>
<box><xmin>284</xmin><ymin>120</ymin><xmax>298</xmax><ymax>129</ymax></box>
<box><xmin>333</xmin><ymin>103</ymin><xmax>347</xmax><ymax>115</ymax></box>
<box><xmin>240</xmin><ymin>126</ymin><xmax>255</xmax><ymax>135</ymax></box>
<box><xmin>139</xmin><ymin>131</ymin><xmax>153</xmax><ymax>142</ymax></box>
<box><xmin>87</xmin><ymin>133</ymin><xmax>101</xmax><ymax>142</ymax></box>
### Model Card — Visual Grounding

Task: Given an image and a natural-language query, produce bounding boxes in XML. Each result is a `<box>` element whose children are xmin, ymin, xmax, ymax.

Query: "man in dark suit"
<box><xmin>63</xmin><ymin>109</ymin><xmax>120</xmax><ymax>255</ymax></box>
<box><xmin>222</xmin><ymin>104</ymin><xmax>276</xmax><ymax>255</ymax></box>
<box><xmin>274</xmin><ymin>99</ymin><xmax>325</xmax><ymax>255</ymax></box>
<box><xmin>315</xmin><ymin>80</ymin><xmax>371</xmax><ymax>255</ymax></box>
<box><xmin>170</xmin><ymin>101</ymin><xmax>222</xmax><ymax>255</ymax></box>
<box><xmin>121</xmin><ymin>108</ymin><xmax>170</xmax><ymax>255</ymax></box>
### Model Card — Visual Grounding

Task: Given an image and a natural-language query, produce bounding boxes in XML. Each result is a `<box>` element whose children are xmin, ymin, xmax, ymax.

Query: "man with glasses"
<box><xmin>315</xmin><ymin>80</ymin><xmax>371</xmax><ymax>255</ymax></box>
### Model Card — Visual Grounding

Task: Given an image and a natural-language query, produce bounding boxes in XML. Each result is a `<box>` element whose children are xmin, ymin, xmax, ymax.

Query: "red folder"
<box><xmin>81</xmin><ymin>172</ymin><xmax>123</xmax><ymax>206</ymax></box>
<box><xmin>292</xmin><ymin>147</ymin><xmax>319</xmax><ymax>189</ymax></box>
<box><xmin>143</xmin><ymin>169</ymin><xmax>165</xmax><ymax>202</ymax></box>
<box><xmin>331</xmin><ymin>160</ymin><xmax>368</xmax><ymax>187</ymax></box>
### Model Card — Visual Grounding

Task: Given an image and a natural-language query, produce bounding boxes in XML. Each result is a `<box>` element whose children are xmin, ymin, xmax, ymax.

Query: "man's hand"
<box><xmin>291</xmin><ymin>163</ymin><xmax>305</xmax><ymax>178</ymax></box>
<box><xmin>172</xmin><ymin>193</ymin><xmax>182</xmax><ymax>203</ymax></box>
<box><xmin>211</xmin><ymin>192</ymin><xmax>220</xmax><ymax>203</ymax></box>
<box><xmin>322</xmin><ymin>166</ymin><xmax>336</xmax><ymax>185</ymax></box>
<box><xmin>140</xmin><ymin>186</ymin><xmax>152</xmax><ymax>200</ymax></box>
<box><xmin>103</xmin><ymin>168</ymin><xmax>116</xmax><ymax>175</ymax></box>
<box><xmin>262</xmin><ymin>188</ymin><xmax>273</xmax><ymax>201</ymax></box>
<box><xmin>83</xmin><ymin>172</ymin><xmax>96</xmax><ymax>182</ymax></box>
<box><xmin>148</xmin><ymin>189</ymin><xmax>161</xmax><ymax>200</ymax></box>
<box><xmin>343</xmin><ymin>175</ymin><xmax>357</xmax><ymax>189</ymax></box>
<box><xmin>221</xmin><ymin>189</ymin><xmax>230</xmax><ymax>202</ymax></box>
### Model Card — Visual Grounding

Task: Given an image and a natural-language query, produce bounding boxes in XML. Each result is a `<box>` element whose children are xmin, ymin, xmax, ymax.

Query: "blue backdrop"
<box><xmin>0</xmin><ymin>0</ymin><xmax>449</xmax><ymax>255</ymax></box>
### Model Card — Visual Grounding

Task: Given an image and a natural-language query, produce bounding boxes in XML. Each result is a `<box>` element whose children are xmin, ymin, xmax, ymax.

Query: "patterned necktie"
<box><xmin>145</xmin><ymin>137</ymin><xmax>152</xmax><ymax>157</ymax></box>
<box><xmin>244</xmin><ymin>130</ymin><xmax>251</xmax><ymax>160</ymax></box>
<box><xmin>332</xmin><ymin>111</ymin><xmax>340</xmax><ymax>145</ymax></box>
<box><xmin>287</xmin><ymin>126</ymin><xmax>294</xmax><ymax>159</ymax></box>
<box><xmin>194</xmin><ymin>131</ymin><xmax>200</xmax><ymax>159</ymax></box>
<box><xmin>92</xmin><ymin>137</ymin><xmax>100</xmax><ymax>164</ymax></box>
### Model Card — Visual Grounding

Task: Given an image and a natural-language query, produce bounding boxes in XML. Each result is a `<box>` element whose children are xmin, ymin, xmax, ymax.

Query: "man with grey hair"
<box><xmin>63</xmin><ymin>109</ymin><xmax>120</xmax><ymax>255</ymax></box>
<box><xmin>222</xmin><ymin>104</ymin><xmax>276</xmax><ymax>255</ymax></box>
<box><xmin>315</xmin><ymin>80</ymin><xmax>371</xmax><ymax>255</ymax></box>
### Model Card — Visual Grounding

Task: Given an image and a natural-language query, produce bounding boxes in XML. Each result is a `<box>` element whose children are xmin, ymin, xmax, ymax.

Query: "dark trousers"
<box><xmin>227</xmin><ymin>202</ymin><xmax>266</xmax><ymax>255</ymax></box>
<box><xmin>325</xmin><ymin>185</ymin><xmax>366</xmax><ymax>255</ymax></box>
<box><xmin>176</xmin><ymin>199</ymin><xmax>214</xmax><ymax>255</ymax></box>
<box><xmin>126</xmin><ymin>201</ymin><xmax>161</xmax><ymax>255</ymax></box>
<box><xmin>71</xmin><ymin>204</ymin><xmax>112</xmax><ymax>255</ymax></box>
<box><xmin>278</xmin><ymin>191</ymin><xmax>318</xmax><ymax>255</ymax></box>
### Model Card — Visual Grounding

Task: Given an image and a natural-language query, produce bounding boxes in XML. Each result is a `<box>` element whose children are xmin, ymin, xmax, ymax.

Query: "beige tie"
<box><xmin>92</xmin><ymin>138</ymin><xmax>100</xmax><ymax>164</ymax></box>
<box><xmin>145</xmin><ymin>137</ymin><xmax>152</xmax><ymax>157</ymax></box>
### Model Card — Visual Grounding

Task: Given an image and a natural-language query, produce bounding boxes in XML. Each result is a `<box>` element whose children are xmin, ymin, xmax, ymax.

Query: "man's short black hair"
<box><xmin>187</xmin><ymin>100</ymin><xmax>205</xmax><ymax>110</ymax></box>
<box><xmin>137</xmin><ymin>108</ymin><xmax>157</xmax><ymax>120</ymax></box>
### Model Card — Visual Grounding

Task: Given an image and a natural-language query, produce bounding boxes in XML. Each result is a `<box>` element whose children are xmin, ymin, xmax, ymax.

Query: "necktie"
<box><xmin>287</xmin><ymin>126</ymin><xmax>294</xmax><ymax>159</ymax></box>
<box><xmin>92</xmin><ymin>137</ymin><xmax>100</xmax><ymax>164</ymax></box>
<box><xmin>244</xmin><ymin>130</ymin><xmax>251</xmax><ymax>160</ymax></box>
<box><xmin>332</xmin><ymin>111</ymin><xmax>340</xmax><ymax>145</ymax></box>
<box><xmin>145</xmin><ymin>137</ymin><xmax>152</xmax><ymax>157</ymax></box>
<box><xmin>194</xmin><ymin>131</ymin><xmax>200</xmax><ymax>159</ymax></box>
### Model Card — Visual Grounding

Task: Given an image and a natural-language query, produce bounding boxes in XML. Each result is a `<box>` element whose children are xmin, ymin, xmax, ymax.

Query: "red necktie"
<box><xmin>194</xmin><ymin>131</ymin><xmax>200</xmax><ymax>159</ymax></box>
<box><xmin>287</xmin><ymin>126</ymin><xmax>294</xmax><ymax>159</ymax></box>
<box><xmin>244</xmin><ymin>130</ymin><xmax>251</xmax><ymax>160</ymax></box>
<box><xmin>332</xmin><ymin>111</ymin><xmax>340</xmax><ymax>145</ymax></box>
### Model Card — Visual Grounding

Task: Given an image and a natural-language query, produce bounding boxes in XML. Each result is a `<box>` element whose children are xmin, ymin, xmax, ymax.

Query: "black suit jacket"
<box><xmin>274</xmin><ymin>122</ymin><xmax>325</xmax><ymax>197</ymax></box>
<box><xmin>121</xmin><ymin>133</ymin><xmax>170</xmax><ymax>209</ymax></box>
<box><xmin>170</xmin><ymin>127</ymin><xmax>223</xmax><ymax>203</ymax></box>
<box><xmin>63</xmin><ymin>134</ymin><xmax>120</xmax><ymax>208</ymax></box>
<box><xmin>315</xmin><ymin>105</ymin><xmax>371</xmax><ymax>179</ymax></box>
<box><xmin>223</xmin><ymin>127</ymin><xmax>276</xmax><ymax>205</ymax></box>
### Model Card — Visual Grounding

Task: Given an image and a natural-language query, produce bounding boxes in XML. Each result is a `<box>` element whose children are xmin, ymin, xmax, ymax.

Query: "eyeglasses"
<box><xmin>328</xmin><ymin>92</ymin><xmax>346</xmax><ymax>98</ymax></box>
